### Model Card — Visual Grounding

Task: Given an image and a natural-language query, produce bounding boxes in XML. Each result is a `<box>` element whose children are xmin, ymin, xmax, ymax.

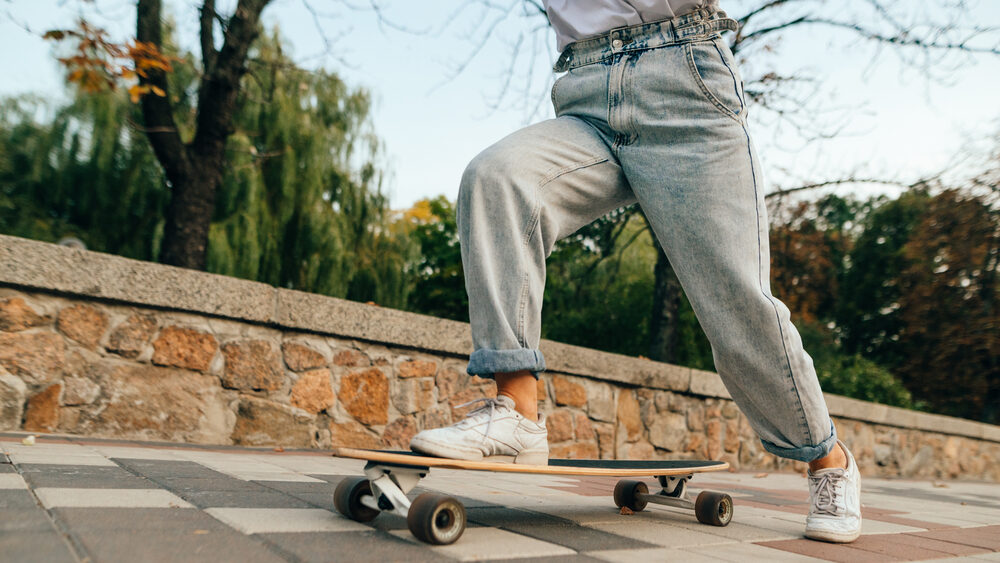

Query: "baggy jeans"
<box><xmin>455</xmin><ymin>8</ymin><xmax>837</xmax><ymax>462</ymax></box>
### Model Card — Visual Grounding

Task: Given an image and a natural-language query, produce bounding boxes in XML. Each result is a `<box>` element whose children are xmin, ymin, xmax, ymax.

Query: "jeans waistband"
<box><xmin>553</xmin><ymin>8</ymin><xmax>739</xmax><ymax>72</ymax></box>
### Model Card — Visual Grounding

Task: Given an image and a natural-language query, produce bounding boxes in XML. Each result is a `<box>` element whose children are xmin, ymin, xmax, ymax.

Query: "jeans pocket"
<box><xmin>551</xmin><ymin>72</ymin><xmax>568</xmax><ymax>115</ymax></box>
<box><xmin>683</xmin><ymin>38</ymin><xmax>746</xmax><ymax>121</ymax></box>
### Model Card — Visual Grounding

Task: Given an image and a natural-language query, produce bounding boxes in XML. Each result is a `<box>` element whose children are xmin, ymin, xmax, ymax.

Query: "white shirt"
<box><xmin>544</xmin><ymin>0</ymin><xmax>718</xmax><ymax>51</ymax></box>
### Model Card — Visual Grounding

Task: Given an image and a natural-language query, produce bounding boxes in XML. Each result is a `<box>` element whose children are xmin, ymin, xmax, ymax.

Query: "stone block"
<box><xmin>232</xmin><ymin>395</ymin><xmax>314</xmax><ymax>448</ymax></box>
<box><xmin>627</xmin><ymin>441</ymin><xmax>655</xmax><ymax>460</ymax></box>
<box><xmin>330</xmin><ymin>420</ymin><xmax>380</xmax><ymax>449</ymax></box>
<box><xmin>706</xmin><ymin>419</ymin><xmax>723</xmax><ymax>460</ymax></box>
<box><xmin>397</xmin><ymin>358</ymin><xmax>437</xmax><ymax>379</ymax></box>
<box><xmin>0</xmin><ymin>297</ymin><xmax>47</xmax><ymax>331</ymax></box>
<box><xmin>537</xmin><ymin>377</ymin><xmax>548</xmax><ymax>401</ymax></box>
<box><xmin>550</xmin><ymin>442</ymin><xmax>599</xmax><ymax>459</ymax></box>
<box><xmin>23</xmin><ymin>383</ymin><xmax>62</xmax><ymax>432</ymax></box>
<box><xmin>0</xmin><ymin>368</ymin><xmax>27</xmax><ymax>430</ymax></box>
<box><xmin>687</xmin><ymin>406</ymin><xmax>705</xmax><ymax>432</ymax></box>
<box><xmin>654</xmin><ymin>391</ymin><xmax>671</xmax><ymax>413</ymax></box>
<box><xmin>332</xmin><ymin>349</ymin><xmax>371</xmax><ymax>367</ymax></box>
<box><xmin>383</xmin><ymin>416</ymin><xmax>418</xmax><ymax>448</ymax></box>
<box><xmin>690</xmin><ymin>370</ymin><xmax>730</xmax><ymax>399</ymax></box>
<box><xmin>152</xmin><ymin>326</ymin><xmax>217</xmax><ymax>372</ymax></box>
<box><xmin>107</xmin><ymin>313</ymin><xmax>157</xmax><ymax>359</ymax></box>
<box><xmin>392</xmin><ymin>378</ymin><xmax>435</xmax><ymax>415</ymax></box>
<box><xmin>56</xmin><ymin>304</ymin><xmax>108</xmax><ymax>349</ymax></box>
<box><xmin>574</xmin><ymin>412</ymin><xmax>595</xmax><ymax>441</ymax></box>
<box><xmin>290</xmin><ymin>369</ymin><xmax>335</xmax><ymax>414</ymax></box>
<box><xmin>648</xmin><ymin>412</ymin><xmax>686</xmax><ymax>452</ymax></box>
<box><xmin>547</xmin><ymin>410</ymin><xmax>574</xmax><ymax>442</ymax></box>
<box><xmin>281</xmin><ymin>341</ymin><xmax>327</xmax><ymax>372</ymax></box>
<box><xmin>582</xmin><ymin>379</ymin><xmax>615</xmax><ymax>422</ymax></box>
<box><xmin>593</xmin><ymin>422</ymin><xmax>615</xmax><ymax>459</ymax></box>
<box><xmin>0</xmin><ymin>331</ymin><xmax>65</xmax><ymax>387</ymax></box>
<box><xmin>616</xmin><ymin>390</ymin><xmax>642</xmax><ymax>441</ymax></box>
<box><xmin>435</xmin><ymin>364</ymin><xmax>466</xmax><ymax>400</ymax></box>
<box><xmin>724</xmin><ymin>418</ymin><xmax>740</xmax><ymax>453</ymax></box>
<box><xmin>62</xmin><ymin>376</ymin><xmax>101</xmax><ymax>406</ymax></box>
<box><xmin>685</xmin><ymin>433</ymin><xmax>704</xmax><ymax>454</ymax></box>
<box><xmin>221</xmin><ymin>340</ymin><xmax>283</xmax><ymax>391</ymax></box>
<box><xmin>721</xmin><ymin>402</ymin><xmax>740</xmax><ymax>419</ymax></box>
<box><xmin>84</xmin><ymin>364</ymin><xmax>233</xmax><ymax>443</ymax></box>
<box><xmin>552</xmin><ymin>375</ymin><xmax>587</xmax><ymax>407</ymax></box>
<box><xmin>339</xmin><ymin>368</ymin><xmax>389</xmax><ymax>425</ymax></box>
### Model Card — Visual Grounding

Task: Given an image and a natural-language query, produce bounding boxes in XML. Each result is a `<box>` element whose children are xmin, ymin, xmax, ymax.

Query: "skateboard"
<box><xmin>332</xmin><ymin>447</ymin><xmax>734</xmax><ymax>545</ymax></box>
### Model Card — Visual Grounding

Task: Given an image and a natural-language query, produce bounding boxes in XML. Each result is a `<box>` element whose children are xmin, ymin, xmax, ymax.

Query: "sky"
<box><xmin>1</xmin><ymin>0</ymin><xmax>998</xmax><ymax>210</ymax></box>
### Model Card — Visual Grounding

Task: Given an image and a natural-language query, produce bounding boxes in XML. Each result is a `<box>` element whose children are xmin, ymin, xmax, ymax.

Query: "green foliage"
<box><xmin>404</xmin><ymin>196</ymin><xmax>468</xmax><ymax>322</ymax></box>
<box><xmin>797</xmin><ymin>322</ymin><xmax>915</xmax><ymax>408</ymax></box>
<box><xmin>0</xmin><ymin>26</ymin><xmax>414</xmax><ymax>307</ymax></box>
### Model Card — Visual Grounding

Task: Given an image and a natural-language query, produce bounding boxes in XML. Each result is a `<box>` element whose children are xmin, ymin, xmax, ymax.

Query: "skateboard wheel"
<box><xmin>407</xmin><ymin>493</ymin><xmax>467</xmax><ymax>545</ymax></box>
<box><xmin>333</xmin><ymin>477</ymin><xmax>380</xmax><ymax>523</ymax></box>
<box><xmin>613</xmin><ymin>479</ymin><xmax>649</xmax><ymax>512</ymax></box>
<box><xmin>695</xmin><ymin>490</ymin><xmax>733</xmax><ymax>526</ymax></box>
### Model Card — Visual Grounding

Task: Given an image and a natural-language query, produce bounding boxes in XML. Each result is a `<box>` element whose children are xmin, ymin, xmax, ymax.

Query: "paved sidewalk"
<box><xmin>2</xmin><ymin>433</ymin><xmax>999</xmax><ymax>562</ymax></box>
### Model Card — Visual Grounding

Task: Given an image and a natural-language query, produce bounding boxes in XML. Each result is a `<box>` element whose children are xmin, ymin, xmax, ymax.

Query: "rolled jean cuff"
<box><xmin>466</xmin><ymin>348</ymin><xmax>546</xmax><ymax>378</ymax></box>
<box><xmin>759</xmin><ymin>420</ymin><xmax>837</xmax><ymax>462</ymax></box>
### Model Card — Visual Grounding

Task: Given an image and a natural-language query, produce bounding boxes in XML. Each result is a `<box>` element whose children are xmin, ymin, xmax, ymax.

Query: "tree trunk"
<box><xmin>137</xmin><ymin>0</ymin><xmax>270</xmax><ymax>269</ymax></box>
<box><xmin>648</xmin><ymin>236</ymin><xmax>683</xmax><ymax>363</ymax></box>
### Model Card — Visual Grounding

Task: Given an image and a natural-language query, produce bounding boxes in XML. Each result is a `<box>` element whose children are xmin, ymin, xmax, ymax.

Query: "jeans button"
<box><xmin>612</xmin><ymin>39</ymin><xmax>623</xmax><ymax>49</ymax></box>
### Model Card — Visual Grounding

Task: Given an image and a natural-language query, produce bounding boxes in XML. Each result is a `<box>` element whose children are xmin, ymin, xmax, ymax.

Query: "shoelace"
<box><xmin>454</xmin><ymin>397</ymin><xmax>507</xmax><ymax>444</ymax></box>
<box><xmin>811</xmin><ymin>470</ymin><xmax>845</xmax><ymax>516</ymax></box>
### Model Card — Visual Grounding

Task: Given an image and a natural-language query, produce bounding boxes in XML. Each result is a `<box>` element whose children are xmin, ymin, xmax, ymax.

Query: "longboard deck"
<box><xmin>334</xmin><ymin>448</ymin><xmax>728</xmax><ymax>477</ymax></box>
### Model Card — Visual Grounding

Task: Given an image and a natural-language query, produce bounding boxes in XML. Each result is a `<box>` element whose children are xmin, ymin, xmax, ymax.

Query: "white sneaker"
<box><xmin>805</xmin><ymin>440</ymin><xmax>862</xmax><ymax>543</ymax></box>
<box><xmin>409</xmin><ymin>396</ymin><xmax>549</xmax><ymax>465</ymax></box>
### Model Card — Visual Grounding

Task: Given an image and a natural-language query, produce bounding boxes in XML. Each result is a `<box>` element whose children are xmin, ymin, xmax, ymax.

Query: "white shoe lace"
<box><xmin>454</xmin><ymin>397</ymin><xmax>509</xmax><ymax>444</ymax></box>
<box><xmin>811</xmin><ymin>469</ymin><xmax>846</xmax><ymax>516</ymax></box>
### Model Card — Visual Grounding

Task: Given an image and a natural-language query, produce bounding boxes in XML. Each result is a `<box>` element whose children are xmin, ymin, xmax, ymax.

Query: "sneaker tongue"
<box><xmin>811</xmin><ymin>467</ymin><xmax>846</xmax><ymax>478</ymax></box>
<box><xmin>494</xmin><ymin>395</ymin><xmax>516</xmax><ymax>410</ymax></box>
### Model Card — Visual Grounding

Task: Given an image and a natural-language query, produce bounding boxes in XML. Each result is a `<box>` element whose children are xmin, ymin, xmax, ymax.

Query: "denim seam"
<box><xmin>516</xmin><ymin>271</ymin><xmax>530</xmax><ymax>347</ymax></box>
<box><xmin>683</xmin><ymin>41</ymin><xmax>742</xmax><ymax>123</ymax></box>
<box><xmin>741</xmin><ymin>120</ymin><xmax>813</xmax><ymax>444</ymax></box>
<box><xmin>713</xmin><ymin>38</ymin><xmax>745</xmax><ymax>113</ymax></box>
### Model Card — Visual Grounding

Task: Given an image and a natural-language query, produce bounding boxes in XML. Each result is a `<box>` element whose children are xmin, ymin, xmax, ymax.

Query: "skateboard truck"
<box><xmin>362</xmin><ymin>461</ymin><xmax>426</xmax><ymax>517</ymax></box>
<box><xmin>614</xmin><ymin>474</ymin><xmax>733</xmax><ymax>526</ymax></box>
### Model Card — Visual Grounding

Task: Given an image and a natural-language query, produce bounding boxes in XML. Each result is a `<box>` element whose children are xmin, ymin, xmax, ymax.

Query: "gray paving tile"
<box><xmin>18</xmin><ymin>463</ymin><xmax>154</xmax><ymax>489</ymax></box>
<box><xmin>72</xmin><ymin>528</ymin><xmax>286</xmax><ymax>563</ymax></box>
<box><xmin>154</xmin><ymin>476</ymin><xmax>277</xmax><ymax>493</ymax></box>
<box><xmin>177</xmin><ymin>489</ymin><xmax>315</xmax><ymax>509</ymax></box>
<box><xmin>466</xmin><ymin>506</ymin><xmax>658</xmax><ymax>552</ymax></box>
<box><xmin>114</xmin><ymin>458</ymin><xmax>225</xmax><ymax>479</ymax></box>
<box><xmin>0</xmin><ymin>489</ymin><xmax>41</xmax><ymax>508</ymax></box>
<box><xmin>259</xmin><ymin>531</ymin><xmax>444</xmax><ymax>563</ymax></box>
<box><xmin>0</xmin><ymin>508</ymin><xmax>57</xmax><ymax>532</ymax></box>
<box><xmin>52</xmin><ymin>507</ymin><xmax>239</xmax><ymax>531</ymax></box>
<box><xmin>0</xmin><ymin>530</ymin><xmax>77</xmax><ymax>563</ymax></box>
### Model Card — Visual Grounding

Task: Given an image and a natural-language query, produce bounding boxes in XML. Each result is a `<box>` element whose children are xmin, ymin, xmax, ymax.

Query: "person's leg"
<box><xmin>618</xmin><ymin>33</ymin><xmax>859</xmax><ymax>541</ymax></box>
<box><xmin>410</xmin><ymin>113</ymin><xmax>636</xmax><ymax>462</ymax></box>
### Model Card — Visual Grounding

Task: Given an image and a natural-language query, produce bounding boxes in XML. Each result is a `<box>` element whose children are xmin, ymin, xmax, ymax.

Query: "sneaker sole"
<box><xmin>804</xmin><ymin>528</ymin><xmax>861</xmax><ymax>543</ymax></box>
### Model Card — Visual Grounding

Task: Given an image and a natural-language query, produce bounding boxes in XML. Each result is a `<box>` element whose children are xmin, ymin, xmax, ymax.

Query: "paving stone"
<box><xmin>7</xmin><ymin>452</ymin><xmax>116</xmax><ymax>466</ymax></box>
<box><xmin>856</xmin><ymin>532</ymin><xmax>992</xmax><ymax>558</ymax></box>
<box><xmin>18</xmin><ymin>464</ymin><xmax>153</xmax><ymax>489</ymax></box>
<box><xmin>0</xmin><ymin>508</ymin><xmax>55</xmax><ymax>532</ymax></box>
<box><xmin>148</xmin><ymin>476</ymin><xmax>274</xmax><ymax>493</ymax></box>
<box><xmin>390</xmin><ymin>527</ymin><xmax>576</xmax><ymax>561</ymax></box>
<box><xmin>685</xmin><ymin>542</ymin><xmax>828</xmax><ymax>562</ymax></box>
<box><xmin>588</xmin><ymin>547</ymin><xmax>720</xmax><ymax>563</ymax></box>
<box><xmin>584</xmin><ymin>520</ymin><xmax>737</xmax><ymax>549</ymax></box>
<box><xmin>259</xmin><ymin>531</ymin><xmax>443</xmax><ymax>563</ymax></box>
<box><xmin>177</xmin><ymin>490</ymin><xmax>315</xmax><ymax>509</ymax></box>
<box><xmin>914</xmin><ymin>526</ymin><xmax>1000</xmax><ymax>550</ymax></box>
<box><xmin>0</xmin><ymin>472</ymin><xmax>27</xmax><ymax>488</ymax></box>
<box><xmin>72</xmin><ymin>528</ymin><xmax>285</xmax><ymax>563</ymax></box>
<box><xmin>756</xmin><ymin>538</ymin><xmax>900</xmax><ymax>562</ymax></box>
<box><xmin>0</xmin><ymin>488</ymin><xmax>41</xmax><ymax>509</ymax></box>
<box><xmin>206</xmin><ymin>507</ymin><xmax>372</xmax><ymax>533</ymax></box>
<box><xmin>0</xmin><ymin>530</ymin><xmax>77</xmax><ymax>563</ymax></box>
<box><xmin>53</xmin><ymin>507</ymin><xmax>244</xmax><ymax>531</ymax></box>
<box><xmin>114</xmin><ymin>458</ymin><xmax>226</xmax><ymax>479</ymax></box>
<box><xmin>34</xmin><ymin>487</ymin><xmax>193</xmax><ymax>508</ymax></box>
<box><xmin>466</xmin><ymin>506</ymin><xmax>657</xmax><ymax>552</ymax></box>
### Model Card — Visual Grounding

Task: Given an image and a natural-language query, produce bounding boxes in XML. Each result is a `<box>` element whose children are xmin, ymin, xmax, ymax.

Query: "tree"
<box><xmin>404</xmin><ymin>196</ymin><xmax>469</xmax><ymax>322</ymax></box>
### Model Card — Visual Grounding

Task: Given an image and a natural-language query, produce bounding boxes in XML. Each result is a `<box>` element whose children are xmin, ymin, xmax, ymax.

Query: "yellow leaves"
<box><xmin>43</xmin><ymin>19</ymin><xmax>179</xmax><ymax>103</ymax></box>
<box><xmin>402</xmin><ymin>199</ymin><xmax>434</xmax><ymax>223</ymax></box>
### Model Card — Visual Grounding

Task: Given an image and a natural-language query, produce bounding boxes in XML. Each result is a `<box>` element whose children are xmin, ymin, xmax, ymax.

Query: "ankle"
<box><xmin>809</xmin><ymin>442</ymin><xmax>848</xmax><ymax>472</ymax></box>
<box><xmin>500</xmin><ymin>391</ymin><xmax>538</xmax><ymax>421</ymax></box>
<box><xmin>495</xmin><ymin>370</ymin><xmax>539</xmax><ymax>422</ymax></box>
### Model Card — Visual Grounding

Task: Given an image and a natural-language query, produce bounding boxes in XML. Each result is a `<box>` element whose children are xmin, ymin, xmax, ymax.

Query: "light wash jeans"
<box><xmin>456</xmin><ymin>8</ymin><xmax>836</xmax><ymax>462</ymax></box>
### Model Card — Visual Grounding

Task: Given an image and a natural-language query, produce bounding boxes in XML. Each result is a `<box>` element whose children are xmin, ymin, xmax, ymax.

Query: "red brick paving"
<box><xmin>756</xmin><ymin>538</ymin><xmax>901</xmax><ymax>562</ymax></box>
<box><xmin>912</xmin><ymin>525</ymin><xmax>1000</xmax><ymax>551</ymax></box>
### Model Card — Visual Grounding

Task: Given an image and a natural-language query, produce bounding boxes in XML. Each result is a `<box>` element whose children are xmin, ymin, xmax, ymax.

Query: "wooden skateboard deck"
<box><xmin>334</xmin><ymin>447</ymin><xmax>729</xmax><ymax>476</ymax></box>
<box><xmin>332</xmin><ymin>448</ymin><xmax>735</xmax><ymax>545</ymax></box>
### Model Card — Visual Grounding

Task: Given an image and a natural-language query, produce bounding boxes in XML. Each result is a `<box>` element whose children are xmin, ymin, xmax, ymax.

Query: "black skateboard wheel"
<box><xmin>695</xmin><ymin>490</ymin><xmax>733</xmax><ymax>526</ymax></box>
<box><xmin>407</xmin><ymin>493</ymin><xmax>467</xmax><ymax>545</ymax></box>
<box><xmin>333</xmin><ymin>476</ymin><xmax>380</xmax><ymax>523</ymax></box>
<box><xmin>613</xmin><ymin>479</ymin><xmax>649</xmax><ymax>512</ymax></box>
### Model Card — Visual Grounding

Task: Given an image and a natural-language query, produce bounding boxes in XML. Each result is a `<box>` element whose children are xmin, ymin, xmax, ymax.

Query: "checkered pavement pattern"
<box><xmin>2</xmin><ymin>433</ymin><xmax>999</xmax><ymax>563</ymax></box>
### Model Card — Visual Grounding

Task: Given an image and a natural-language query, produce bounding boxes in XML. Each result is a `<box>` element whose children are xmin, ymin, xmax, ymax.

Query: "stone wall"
<box><xmin>2</xmin><ymin>234</ymin><xmax>999</xmax><ymax>482</ymax></box>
